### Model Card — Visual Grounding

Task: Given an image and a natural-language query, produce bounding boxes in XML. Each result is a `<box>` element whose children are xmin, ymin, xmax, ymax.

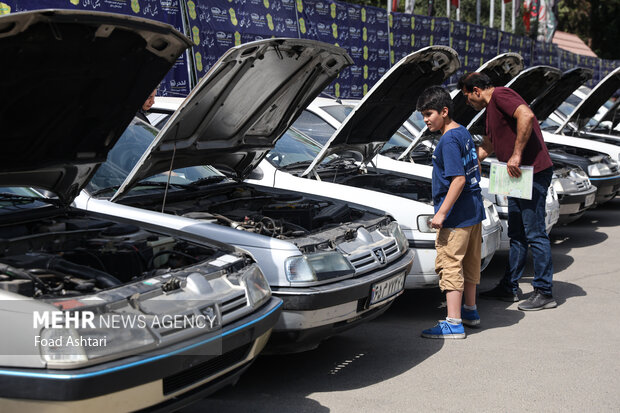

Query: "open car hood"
<box><xmin>557</xmin><ymin>67</ymin><xmax>620</xmax><ymax>132</ymax></box>
<box><xmin>300</xmin><ymin>46</ymin><xmax>459</xmax><ymax>177</ymax></box>
<box><xmin>529</xmin><ymin>67</ymin><xmax>593</xmax><ymax>122</ymax></box>
<box><xmin>398</xmin><ymin>53</ymin><xmax>523</xmax><ymax>159</ymax></box>
<box><xmin>594</xmin><ymin>97</ymin><xmax>620</xmax><ymax>130</ymax></box>
<box><xmin>0</xmin><ymin>10</ymin><xmax>190</xmax><ymax>206</ymax></box>
<box><xmin>466</xmin><ymin>65</ymin><xmax>563</xmax><ymax>135</ymax></box>
<box><xmin>451</xmin><ymin>53</ymin><xmax>524</xmax><ymax>127</ymax></box>
<box><xmin>110</xmin><ymin>39</ymin><xmax>352</xmax><ymax>201</ymax></box>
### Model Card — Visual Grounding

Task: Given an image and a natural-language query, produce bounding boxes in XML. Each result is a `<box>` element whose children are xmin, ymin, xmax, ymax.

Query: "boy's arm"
<box><xmin>431</xmin><ymin>175</ymin><xmax>466</xmax><ymax>229</ymax></box>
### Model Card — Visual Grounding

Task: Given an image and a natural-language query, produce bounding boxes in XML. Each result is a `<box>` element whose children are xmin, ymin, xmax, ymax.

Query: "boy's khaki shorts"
<box><xmin>435</xmin><ymin>222</ymin><xmax>482</xmax><ymax>292</ymax></box>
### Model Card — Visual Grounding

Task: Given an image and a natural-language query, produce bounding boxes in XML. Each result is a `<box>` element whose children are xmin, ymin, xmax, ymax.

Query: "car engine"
<box><xmin>0</xmin><ymin>213</ymin><xmax>221</xmax><ymax>298</ymax></box>
<box><xmin>158</xmin><ymin>185</ymin><xmax>367</xmax><ymax>239</ymax></box>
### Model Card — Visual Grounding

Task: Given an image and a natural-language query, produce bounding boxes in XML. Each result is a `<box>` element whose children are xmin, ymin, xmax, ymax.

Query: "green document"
<box><xmin>488</xmin><ymin>162</ymin><xmax>534</xmax><ymax>200</ymax></box>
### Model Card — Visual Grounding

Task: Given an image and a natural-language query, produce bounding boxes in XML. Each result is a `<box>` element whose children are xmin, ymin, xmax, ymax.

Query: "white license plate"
<box><xmin>370</xmin><ymin>272</ymin><xmax>405</xmax><ymax>306</ymax></box>
<box><xmin>585</xmin><ymin>193</ymin><xmax>595</xmax><ymax>207</ymax></box>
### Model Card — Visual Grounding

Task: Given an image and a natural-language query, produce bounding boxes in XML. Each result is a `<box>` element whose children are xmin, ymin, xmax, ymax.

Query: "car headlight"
<box><xmin>569</xmin><ymin>168</ymin><xmax>588</xmax><ymax>181</ymax></box>
<box><xmin>285</xmin><ymin>252</ymin><xmax>354</xmax><ymax>283</ymax></box>
<box><xmin>587</xmin><ymin>162</ymin><xmax>611</xmax><ymax>176</ymax></box>
<box><xmin>40</xmin><ymin>324</ymin><xmax>155</xmax><ymax>369</ymax></box>
<box><xmin>552</xmin><ymin>178</ymin><xmax>564</xmax><ymax>194</ymax></box>
<box><xmin>389</xmin><ymin>221</ymin><xmax>409</xmax><ymax>253</ymax></box>
<box><xmin>495</xmin><ymin>194</ymin><xmax>509</xmax><ymax>207</ymax></box>
<box><xmin>379</xmin><ymin>221</ymin><xmax>408</xmax><ymax>252</ymax></box>
<box><xmin>241</xmin><ymin>264</ymin><xmax>271</xmax><ymax>308</ymax></box>
<box><xmin>417</xmin><ymin>215</ymin><xmax>436</xmax><ymax>233</ymax></box>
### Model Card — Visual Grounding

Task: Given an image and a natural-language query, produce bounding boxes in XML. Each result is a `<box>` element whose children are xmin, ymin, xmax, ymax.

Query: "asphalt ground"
<box><xmin>182</xmin><ymin>198</ymin><xmax>620</xmax><ymax>413</ymax></box>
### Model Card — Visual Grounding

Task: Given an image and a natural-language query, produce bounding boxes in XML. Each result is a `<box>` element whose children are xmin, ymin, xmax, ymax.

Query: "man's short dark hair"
<box><xmin>416</xmin><ymin>85</ymin><xmax>454</xmax><ymax>118</ymax></box>
<box><xmin>457</xmin><ymin>72</ymin><xmax>493</xmax><ymax>92</ymax></box>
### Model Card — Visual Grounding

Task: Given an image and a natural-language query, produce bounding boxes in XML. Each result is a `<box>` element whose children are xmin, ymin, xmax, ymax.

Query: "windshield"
<box><xmin>266</xmin><ymin>128</ymin><xmax>338</xmax><ymax>168</ymax></box>
<box><xmin>87</xmin><ymin>120</ymin><xmax>228</xmax><ymax>194</ymax></box>
<box><xmin>321</xmin><ymin>104</ymin><xmax>352</xmax><ymax>123</ymax></box>
<box><xmin>292</xmin><ymin>110</ymin><xmax>337</xmax><ymax>145</ymax></box>
<box><xmin>300</xmin><ymin>105</ymin><xmax>416</xmax><ymax>156</ymax></box>
<box><xmin>0</xmin><ymin>187</ymin><xmax>54</xmax><ymax>212</ymax></box>
<box><xmin>381</xmin><ymin>131</ymin><xmax>413</xmax><ymax>154</ymax></box>
<box><xmin>584</xmin><ymin>96</ymin><xmax>620</xmax><ymax>131</ymax></box>
<box><xmin>408</xmin><ymin>112</ymin><xmax>426</xmax><ymax>132</ymax></box>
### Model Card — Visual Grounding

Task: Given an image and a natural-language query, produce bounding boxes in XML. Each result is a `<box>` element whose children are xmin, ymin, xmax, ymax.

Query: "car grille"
<box><xmin>575</xmin><ymin>179</ymin><xmax>590</xmax><ymax>191</ymax></box>
<box><xmin>348</xmin><ymin>240</ymin><xmax>399</xmax><ymax>271</ymax></box>
<box><xmin>162</xmin><ymin>343</ymin><xmax>252</xmax><ymax>395</ymax></box>
<box><xmin>152</xmin><ymin>292</ymin><xmax>248</xmax><ymax>337</ymax></box>
<box><xmin>221</xmin><ymin>293</ymin><xmax>248</xmax><ymax>316</ymax></box>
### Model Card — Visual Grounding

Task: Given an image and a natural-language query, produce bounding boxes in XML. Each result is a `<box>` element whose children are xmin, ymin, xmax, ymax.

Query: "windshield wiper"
<box><xmin>187</xmin><ymin>175</ymin><xmax>230</xmax><ymax>187</ymax></box>
<box><xmin>90</xmin><ymin>186</ymin><xmax>119</xmax><ymax>197</ymax></box>
<box><xmin>380</xmin><ymin>145</ymin><xmax>408</xmax><ymax>155</ymax></box>
<box><xmin>136</xmin><ymin>181</ymin><xmax>197</xmax><ymax>191</ymax></box>
<box><xmin>279</xmin><ymin>160</ymin><xmax>313</xmax><ymax>170</ymax></box>
<box><xmin>0</xmin><ymin>192</ymin><xmax>61</xmax><ymax>206</ymax></box>
<box><xmin>319</xmin><ymin>157</ymin><xmax>357</xmax><ymax>169</ymax></box>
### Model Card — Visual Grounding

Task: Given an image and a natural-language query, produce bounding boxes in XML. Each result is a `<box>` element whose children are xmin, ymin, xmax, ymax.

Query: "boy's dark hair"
<box><xmin>416</xmin><ymin>85</ymin><xmax>454</xmax><ymax>118</ymax></box>
<box><xmin>457</xmin><ymin>72</ymin><xmax>493</xmax><ymax>92</ymax></box>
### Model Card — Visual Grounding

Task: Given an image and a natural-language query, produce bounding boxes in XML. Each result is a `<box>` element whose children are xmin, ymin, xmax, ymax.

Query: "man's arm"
<box><xmin>477</xmin><ymin>134</ymin><xmax>493</xmax><ymax>162</ymax></box>
<box><xmin>431</xmin><ymin>175</ymin><xmax>466</xmax><ymax>229</ymax></box>
<box><xmin>507</xmin><ymin>104</ymin><xmax>536</xmax><ymax>178</ymax></box>
<box><xmin>477</xmin><ymin>134</ymin><xmax>493</xmax><ymax>172</ymax></box>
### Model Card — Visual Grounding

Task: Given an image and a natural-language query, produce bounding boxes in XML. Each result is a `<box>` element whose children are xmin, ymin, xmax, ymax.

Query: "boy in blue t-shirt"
<box><xmin>416</xmin><ymin>86</ymin><xmax>485</xmax><ymax>339</ymax></box>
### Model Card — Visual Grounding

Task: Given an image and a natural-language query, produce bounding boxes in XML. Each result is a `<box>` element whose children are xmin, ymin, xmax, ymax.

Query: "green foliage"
<box><xmin>590</xmin><ymin>0</ymin><xmax>620</xmax><ymax>59</ymax></box>
<box><xmin>345</xmin><ymin>0</ymin><xmax>619</xmax><ymax>58</ymax></box>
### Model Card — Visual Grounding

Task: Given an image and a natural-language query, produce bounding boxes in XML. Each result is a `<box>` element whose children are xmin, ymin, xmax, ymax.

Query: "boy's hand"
<box><xmin>431</xmin><ymin>212</ymin><xmax>446</xmax><ymax>229</ymax></box>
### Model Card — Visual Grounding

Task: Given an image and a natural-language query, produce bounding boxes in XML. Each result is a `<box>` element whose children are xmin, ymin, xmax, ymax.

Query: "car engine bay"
<box><xmin>0</xmin><ymin>211</ymin><xmax>226</xmax><ymax>299</ymax></box>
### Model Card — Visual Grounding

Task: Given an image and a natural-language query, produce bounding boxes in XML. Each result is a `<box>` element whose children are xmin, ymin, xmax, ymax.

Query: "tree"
<box><xmin>589</xmin><ymin>0</ymin><xmax>620</xmax><ymax>59</ymax></box>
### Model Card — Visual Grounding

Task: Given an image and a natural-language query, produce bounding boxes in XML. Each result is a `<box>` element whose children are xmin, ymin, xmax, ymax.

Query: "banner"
<box><xmin>1</xmin><ymin>0</ymin><xmax>617</xmax><ymax>99</ymax></box>
<box><xmin>298</xmin><ymin>0</ymin><xmax>354</xmax><ymax>97</ymax></box>
<box><xmin>1</xmin><ymin>0</ymin><xmax>190</xmax><ymax>96</ymax></box>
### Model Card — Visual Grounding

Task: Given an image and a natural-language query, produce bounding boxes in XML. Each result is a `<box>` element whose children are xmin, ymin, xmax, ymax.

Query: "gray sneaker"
<box><xmin>517</xmin><ymin>290</ymin><xmax>557</xmax><ymax>311</ymax></box>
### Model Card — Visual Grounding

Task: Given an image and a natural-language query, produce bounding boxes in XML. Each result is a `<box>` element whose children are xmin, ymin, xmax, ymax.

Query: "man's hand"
<box><xmin>507</xmin><ymin>153</ymin><xmax>522</xmax><ymax>178</ymax></box>
<box><xmin>431</xmin><ymin>211</ymin><xmax>447</xmax><ymax>229</ymax></box>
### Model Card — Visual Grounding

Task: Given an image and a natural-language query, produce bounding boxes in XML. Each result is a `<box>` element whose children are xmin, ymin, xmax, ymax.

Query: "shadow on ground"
<box><xmin>180</xmin><ymin>289</ymin><xmax>447</xmax><ymax>413</ymax></box>
<box><xmin>180</xmin><ymin>201</ymin><xmax>609</xmax><ymax>412</ymax></box>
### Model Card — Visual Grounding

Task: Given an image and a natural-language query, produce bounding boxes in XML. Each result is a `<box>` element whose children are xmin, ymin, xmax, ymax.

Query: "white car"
<box><xmin>249</xmin><ymin>46</ymin><xmax>502</xmax><ymax>289</ymax></box>
<box><xmin>75</xmin><ymin>39</ymin><xmax>414</xmax><ymax>353</ymax></box>
<box><xmin>543</xmin><ymin>67</ymin><xmax>620</xmax><ymax>140</ymax></box>
<box><xmin>301</xmin><ymin>55</ymin><xmax>539</xmax><ymax>254</ymax></box>
<box><xmin>0</xmin><ymin>10</ymin><xmax>281</xmax><ymax>411</ymax></box>
<box><xmin>510</xmin><ymin>67</ymin><xmax>620</xmax><ymax>205</ymax></box>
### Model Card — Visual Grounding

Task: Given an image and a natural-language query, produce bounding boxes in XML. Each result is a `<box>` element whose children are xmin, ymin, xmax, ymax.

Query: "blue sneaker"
<box><xmin>461</xmin><ymin>306</ymin><xmax>480</xmax><ymax>327</ymax></box>
<box><xmin>421</xmin><ymin>320</ymin><xmax>466</xmax><ymax>339</ymax></box>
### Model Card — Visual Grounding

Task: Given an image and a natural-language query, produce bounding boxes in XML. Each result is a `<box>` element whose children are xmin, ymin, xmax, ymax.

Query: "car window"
<box><xmin>267</xmin><ymin>129</ymin><xmax>337</xmax><ymax>168</ymax></box>
<box><xmin>87</xmin><ymin>121</ymin><xmax>226</xmax><ymax>193</ymax></box>
<box><xmin>408</xmin><ymin>112</ymin><xmax>426</xmax><ymax>131</ymax></box>
<box><xmin>292</xmin><ymin>111</ymin><xmax>337</xmax><ymax>145</ymax></box>
<box><xmin>381</xmin><ymin>130</ymin><xmax>413</xmax><ymax>154</ymax></box>
<box><xmin>321</xmin><ymin>105</ymin><xmax>352</xmax><ymax>123</ymax></box>
<box><xmin>0</xmin><ymin>187</ymin><xmax>52</xmax><ymax>212</ymax></box>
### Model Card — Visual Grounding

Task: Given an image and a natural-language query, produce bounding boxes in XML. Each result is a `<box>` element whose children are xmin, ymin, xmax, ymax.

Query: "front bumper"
<box><xmin>267</xmin><ymin>249</ymin><xmax>414</xmax><ymax>352</ymax></box>
<box><xmin>589</xmin><ymin>174</ymin><xmax>620</xmax><ymax>205</ymax></box>
<box><xmin>557</xmin><ymin>186</ymin><xmax>597</xmax><ymax>224</ymax></box>
<box><xmin>0</xmin><ymin>298</ymin><xmax>282</xmax><ymax>412</ymax></box>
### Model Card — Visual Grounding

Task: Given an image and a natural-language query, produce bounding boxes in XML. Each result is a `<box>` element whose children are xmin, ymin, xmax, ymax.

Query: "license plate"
<box><xmin>370</xmin><ymin>272</ymin><xmax>405</xmax><ymax>306</ymax></box>
<box><xmin>585</xmin><ymin>193</ymin><xmax>595</xmax><ymax>207</ymax></box>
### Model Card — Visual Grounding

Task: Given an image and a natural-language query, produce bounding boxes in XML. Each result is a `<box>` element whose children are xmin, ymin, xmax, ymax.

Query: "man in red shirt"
<box><xmin>458</xmin><ymin>72</ymin><xmax>557</xmax><ymax>311</ymax></box>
